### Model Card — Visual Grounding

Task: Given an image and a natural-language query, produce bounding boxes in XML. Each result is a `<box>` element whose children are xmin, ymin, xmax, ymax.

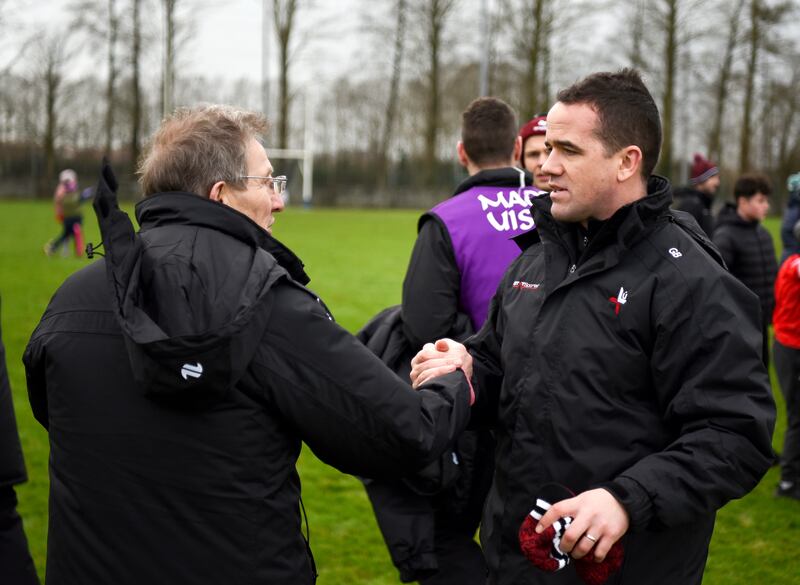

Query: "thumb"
<box><xmin>434</xmin><ymin>339</ymin><xmax>450</xmax><ymax>352</ymax></box>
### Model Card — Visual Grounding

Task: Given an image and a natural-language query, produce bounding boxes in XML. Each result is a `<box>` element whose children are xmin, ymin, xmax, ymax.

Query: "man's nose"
<box><xmin>273</xmin><ymin>192</ymin><xmax>286</xmax><ymax>212</ymax></box>
<box><xmin>537</xmin><ymin>151</ymin><xmax>549</xmax><ymax>166</ymax></box>
<box><xmin>541</xmin><ymin>152</ymin><xmax>559</xmax><ymax>175</ymax></box>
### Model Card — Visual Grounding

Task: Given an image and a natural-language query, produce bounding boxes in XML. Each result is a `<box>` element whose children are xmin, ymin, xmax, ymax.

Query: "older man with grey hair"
<box><xmin>24</xmin><ymin>105</ymin><xmax>472</xmax><ymax>585</ymax></box>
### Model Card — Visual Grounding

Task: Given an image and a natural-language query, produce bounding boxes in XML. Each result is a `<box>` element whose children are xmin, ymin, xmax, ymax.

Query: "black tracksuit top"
<box><xmin>24</xmin><ymin>183</ymin><xmax>471</xmax><ymax>585</ymax></box>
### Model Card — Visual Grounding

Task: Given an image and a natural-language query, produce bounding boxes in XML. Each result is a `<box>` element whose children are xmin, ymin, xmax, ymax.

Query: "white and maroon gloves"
<box><xmin>518</xmin><ymin>484</ymin><xmax>624</xmax><ymax>585</ymax></box>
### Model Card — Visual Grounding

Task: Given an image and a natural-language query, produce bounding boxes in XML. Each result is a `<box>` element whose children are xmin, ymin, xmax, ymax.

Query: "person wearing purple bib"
<box><xmin>363</xmin><ymin>97</ymin><xmax>540</xmax><ymax>585</ymax></box>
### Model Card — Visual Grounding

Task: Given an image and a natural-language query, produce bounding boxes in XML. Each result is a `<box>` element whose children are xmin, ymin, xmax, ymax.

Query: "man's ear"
<box><xmin>512</xmin><ymin>136</ymin><xmax>522</xmax><ymax>163</ymax></box>
<box><xmin>456</xmin><ymin>141</ymin><xmax>470</xmax><ymax>169</ymax></box>
<box><xmin>618</xmin><ymin>146</ymin><xmax>643</xmax><ymax>183</ymax></box>
<box><xmin>208</xmin><ymin>180</ymin><xmax>226</xmax><ymax>203</ymax></box>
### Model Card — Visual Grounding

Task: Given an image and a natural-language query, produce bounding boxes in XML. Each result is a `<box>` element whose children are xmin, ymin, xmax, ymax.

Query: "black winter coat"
<box><xmin>0</xmin><ymin>297</ymin><xmax>27</xmax><ymax>489</ymax></box>
<box><xmin>671</xmin><ymin>186</ymin><xmax>714</xmax><ymax>236</ymax></box>
<box><xmin>361</xmin><ymin>168</ymin><xmax>530</xmax><ymax>582</ymax></box>
<box><xmin>23</xmin><ymin>167</ymin><xmax>471</xmax><ymax>585</ymax></box>
<box><xmin>713</xmin><ymin>204</ymin><xmax>778</xmax><ymax>324</ymax></box>
<box><xmin>432</xmin><ymin>176</ymin><xmax>775</xmax><ymax>584</ymax></box>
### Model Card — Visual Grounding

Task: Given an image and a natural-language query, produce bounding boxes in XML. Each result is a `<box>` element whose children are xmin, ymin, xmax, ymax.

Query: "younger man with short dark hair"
<box><xmin>713</xmin><ymin>173</ymin><xmax>778</xmax><ymax>365</ymax></box>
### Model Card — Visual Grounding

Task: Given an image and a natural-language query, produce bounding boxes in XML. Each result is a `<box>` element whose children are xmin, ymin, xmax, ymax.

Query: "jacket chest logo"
<box><xmin>181</xmin><ymin>362</ymin><xmax>203</xmax><ymax>380</ymax></box>
<box><xmin>512</xmin><ymin>280</ymin><xmax>542</xmax><ymax>291</ymax></box>
<box><xmin>608</xmin><ymin>286</ymin><xmax>628</xmax><ymax>315</ymax></box>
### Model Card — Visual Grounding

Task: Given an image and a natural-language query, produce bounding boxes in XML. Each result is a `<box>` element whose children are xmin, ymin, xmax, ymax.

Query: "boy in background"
<box><xmin>713</xmin><ymin>174</ymin><xmax>778</xmax><ymax>366</ymax></box>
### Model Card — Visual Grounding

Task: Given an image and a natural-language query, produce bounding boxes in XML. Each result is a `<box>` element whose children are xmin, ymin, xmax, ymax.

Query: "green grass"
<box><xmin>1</xmin><ymin>203</ymin><xmax>797</xmax><ymax>584</ymax></box>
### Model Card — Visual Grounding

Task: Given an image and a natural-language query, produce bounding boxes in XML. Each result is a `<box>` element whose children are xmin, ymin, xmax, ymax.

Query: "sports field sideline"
<box><xmin>0</xmin><ymin>201</ymin><xmax>797</xmax><ymax>583</ymax></box>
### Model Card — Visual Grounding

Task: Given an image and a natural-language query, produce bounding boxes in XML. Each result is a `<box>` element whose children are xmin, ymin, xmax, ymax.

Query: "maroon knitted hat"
<box><xmin>689</xmin><ymin>153</ymin><xmax>719</xmax><ymax>185</ymax></box>
<box><xmin>519</xmin><ymin>115</ymin><xmax>547</xmax><ymax>164</ymax></box>
<box><xmin>519</xmin><ymin>115</ymin><xmax>547</xmax><ymax>143</ymax></box>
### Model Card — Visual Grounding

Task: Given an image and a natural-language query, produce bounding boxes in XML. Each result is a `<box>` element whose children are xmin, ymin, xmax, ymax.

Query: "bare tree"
<box><xmin>162</xmin><ymin>0</ymin><xmax>176</xmax><ymax>116</ymax></box>
<box><xmin>626</xmin><ymin>0</ymin><xmax>649</xmax><ymax>71</ymax></box>
<box><xmin>707</xmin><ymin>0</ymin><xmax>746</xmax><ymax>163</ymax></box>
<box><xmin>499</xmin><ymin>0</ymin><xmax>546</xmax><ymax>120</ymax></box>
<box><xmin>69</xmin><ymin>0</ymin><xmax>121</xmax><ymax>154</ymax></box>
<box><xmin>410</xmin><ymin>0</ymin><xmax>457</xmax><ymax>181</ymax></box>
<box><xmin>273</xmin><ymin>0</ymin><xmax>299</xmax><ymax>149</ymax></box>
<box><xmin>740</xmin><ymin>0</ymin><xmax>761</xmax><ymax>171</ymax></box>
<box><xmin>32</xmin><ymin>32</ymin><xmax>73</xmax><ymax>195</ymax></box>
<box><xmin>655</xmin><ymin>0</ymin><xmax>679</xmax><ymax>179</ymax></box>
<box><xmin>524</xmin><ymin>0</ymin><xmax>544</xmax><ymax>120</ymax></box>
<box><xmin>130</xmin><ymin>0</ymin><xmax>143</xmax><ymax>169</ymax></box>
<box><xmin>776</xmin><ymin>60</ymin><xmax>800</xmax><ymax>178</ymax></box>
<box><xmin>378</xmin><ymin>0</ymin><xmax>407</xmax><ymax>186</ymax></box>
<box><xmin>739</xmin><ymin>0</ymin><xmax>794</xmax><ymax>171</ymax></box>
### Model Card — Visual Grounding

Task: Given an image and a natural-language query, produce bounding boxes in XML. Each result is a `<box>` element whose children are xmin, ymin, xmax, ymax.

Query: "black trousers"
<box><xmin>0</xmin><ymin>485</ymin><xmax>40</xmax><ymax>585</ymax></box>
<box><xmin>774</xmin><ymin>339</ymin><xmax>800</xmax><ymax>485</ymax></box>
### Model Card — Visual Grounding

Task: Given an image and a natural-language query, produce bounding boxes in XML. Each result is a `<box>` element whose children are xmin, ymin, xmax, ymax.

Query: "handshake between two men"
<box><xmin>409</xmin><ymin>338</ymin><xmax>630</xmax><ymax>571</ymax></box>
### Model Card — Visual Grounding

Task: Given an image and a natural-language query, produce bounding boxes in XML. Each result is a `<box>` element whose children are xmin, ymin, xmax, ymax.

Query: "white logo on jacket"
<box><xmin>181</xmin><ymin>362</ymin><xmax>203</xmax><ymax>380</ymax></box>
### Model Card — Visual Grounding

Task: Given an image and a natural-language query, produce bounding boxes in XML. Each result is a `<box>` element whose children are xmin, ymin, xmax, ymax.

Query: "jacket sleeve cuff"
<box><xmin>599</xmin><ymin>476</ymin><xmax>654</xmax><ymax>531</ymax></box>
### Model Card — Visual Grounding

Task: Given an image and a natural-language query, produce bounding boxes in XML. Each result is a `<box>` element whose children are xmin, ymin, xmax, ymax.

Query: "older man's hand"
<box><xmin>410</xmin><ymin>338</ymin><xmax>472</xmax><ymax>389</ymax></box>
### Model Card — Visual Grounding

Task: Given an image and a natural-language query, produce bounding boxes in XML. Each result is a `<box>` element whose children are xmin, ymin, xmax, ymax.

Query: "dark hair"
<box><xmin>556</xmin><ymin>68</ymin><xmax>661</xmax><ymax>178</ymax></box>
<box><xmin>461</xmin><ymin>97</ymin><xmax>518</xmax><ymax>166</ymax></box>
<box><xmin>734</xmin><ymin>174</ymin><xmax>772</xmax><ymax>199</ymax></box>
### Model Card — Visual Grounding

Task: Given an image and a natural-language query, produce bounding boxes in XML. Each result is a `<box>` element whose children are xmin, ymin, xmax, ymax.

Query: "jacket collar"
<box><xmin>135</xmin><ymin>192</ymin><xmax>310</xmax><ymax>285</ymax></box>
<box><xmin>453</xmin><ymin>167</ymin><xmax>533</xmax><ymax>196</ymax></box>
<box><xmin>533</xmin><ymin>175</ymin><xmax>672</xmax><ymax>251</ymax></box>
<box><xmin>532</xmin><ymin>175</ymin><xmax>673</xmax><ymax>288</ymax></box>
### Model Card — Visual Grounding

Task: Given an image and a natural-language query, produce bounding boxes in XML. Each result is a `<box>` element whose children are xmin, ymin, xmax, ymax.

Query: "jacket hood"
<box><xmin>93</xmin><ymin>162</ymin><xmax>304</xmax><ymax>407</ymax></box>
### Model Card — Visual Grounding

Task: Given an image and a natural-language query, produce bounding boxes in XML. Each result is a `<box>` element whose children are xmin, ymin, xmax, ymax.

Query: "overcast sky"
<box><xmin>3</xmin><ymin>0</ymin><xmax>365</xmax><ymax>86</ymax></box>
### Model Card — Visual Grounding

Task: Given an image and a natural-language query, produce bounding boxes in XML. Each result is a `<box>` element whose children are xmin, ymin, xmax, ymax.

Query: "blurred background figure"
<box><xmin>712</xmin><ymin>174</ymin><xmax>777</xmax><ymax>368</ymax></box>
<box><xmin>0</xmin><ymin>297</ymin><xmax>40</xmax><ymax>585</ymax></box>
<box><xmin>672</xmin><ymin>153</ymin><xmax>720</xmax><ymax>236</ymax></box>
<box><xmin>43</xmin><ymin>169</ymin><xmax>84</xmax><ymax>257</ymax></box>
<box><xmin>518</xmin><ymin>114</ymin><xmax>549</xmax><ymax>191</ymax></box>
<box><xmin>779</xmin><ymin>172</ymin><xmax>800</xmax><ymax>263</ymax></box>
<box><xmin>772</xmin><ymin>219</ymin><xmax>800</xmax><ymax>501</ymax></box>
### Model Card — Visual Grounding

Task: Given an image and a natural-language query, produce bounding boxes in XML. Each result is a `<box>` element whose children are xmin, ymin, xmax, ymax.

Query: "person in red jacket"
<box><xmin>772</xmin><ymin>219</ymin><xmax>800</xmax><ymax>500</ymax></box>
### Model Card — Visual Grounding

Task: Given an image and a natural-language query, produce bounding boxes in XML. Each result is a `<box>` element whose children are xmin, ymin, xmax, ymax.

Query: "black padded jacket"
<box><xmin>23</xmin><ymin>165</ymin><xmax>471</xmax><ymax>585</ymax></box>
<box><xmin>713</xmin><ymin>203</ymin><xmax>778</xmax><ymax>324</ymax></box>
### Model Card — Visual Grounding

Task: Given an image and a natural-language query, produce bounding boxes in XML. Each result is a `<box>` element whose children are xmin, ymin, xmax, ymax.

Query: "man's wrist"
<box><xmin>458</xmin><ymin>368</ymin><xmax>475</xmax><ymax>405</ymax></box>
<box><xmin>598</xmin><ymin>476</ymin><xmax>654</xmax><ymax>531</ymax></box>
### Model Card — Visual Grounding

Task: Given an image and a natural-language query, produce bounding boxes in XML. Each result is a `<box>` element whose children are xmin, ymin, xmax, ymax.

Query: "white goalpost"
<box><xmin>267</xmin><ymin>147</ymin><xmax>314</xmax><ymax>208</ymax></box>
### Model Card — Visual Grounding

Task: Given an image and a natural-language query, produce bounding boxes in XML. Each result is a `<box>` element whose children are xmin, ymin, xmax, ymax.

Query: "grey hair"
<box><xmin>138</xmin><ymin>104</ymin><xmax>269</xmax><ymax>198</ymax></box>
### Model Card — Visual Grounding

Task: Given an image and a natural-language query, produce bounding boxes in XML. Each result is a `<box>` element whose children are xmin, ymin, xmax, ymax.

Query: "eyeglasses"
<box><xmin>238</xmin><ymin>175</ymin><xmax>288</xmax><ymax>195</ymax></box>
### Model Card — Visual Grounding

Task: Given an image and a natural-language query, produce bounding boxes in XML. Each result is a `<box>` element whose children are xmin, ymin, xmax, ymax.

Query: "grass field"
<box><xmin>1</xmin><ymin>200</ymin><xmax>798</xmax><ymax>584</ymax></box>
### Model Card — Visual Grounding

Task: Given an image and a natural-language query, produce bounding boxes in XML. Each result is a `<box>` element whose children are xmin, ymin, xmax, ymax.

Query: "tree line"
<box><xmin>1</xmin><ymin>0</ymin><xmax>798</xmax><ymax>206</ymax></box>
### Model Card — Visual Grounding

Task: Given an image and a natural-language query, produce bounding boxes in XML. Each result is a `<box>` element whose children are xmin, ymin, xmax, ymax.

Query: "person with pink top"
<box><xmin>44</xmin><ymin>169</ymin><xmax>85</xmax><ymax>257</ymax></box>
